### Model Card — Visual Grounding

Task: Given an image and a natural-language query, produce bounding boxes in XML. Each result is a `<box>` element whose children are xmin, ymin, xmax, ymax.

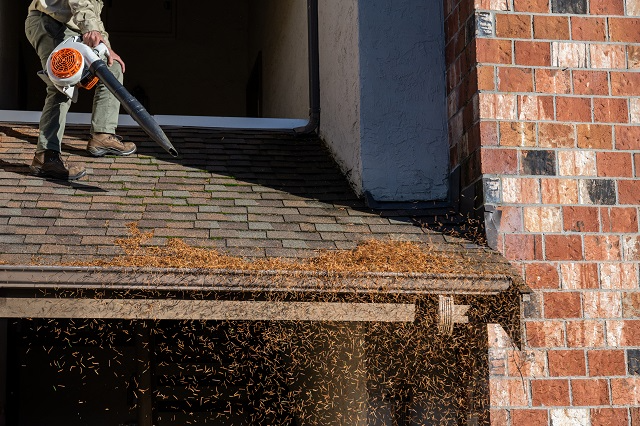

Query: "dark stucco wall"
<box><xmin>358</xmin><ymin>0</ymin><xmax>449</xmax><ymax>202</ymax></box>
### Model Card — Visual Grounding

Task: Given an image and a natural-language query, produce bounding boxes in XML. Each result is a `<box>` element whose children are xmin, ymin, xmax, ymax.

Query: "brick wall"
<box><xmin>445</xmin><ymin>0</ymin><xmax>640</xmax><ymax>424</ymax></box>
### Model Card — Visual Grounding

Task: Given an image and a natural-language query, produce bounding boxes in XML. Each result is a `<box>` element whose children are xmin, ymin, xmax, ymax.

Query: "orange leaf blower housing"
<box><xmin>49</xmin><ymin>47</ymin><xmax>98</xmax><ymax>90</ymax></box>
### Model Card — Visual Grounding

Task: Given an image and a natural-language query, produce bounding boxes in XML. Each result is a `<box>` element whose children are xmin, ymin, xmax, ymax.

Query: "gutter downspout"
<box><xmin>294</xmin><ymin>0</ymin><xmax>320</xmax><ymax>136</ymax></box>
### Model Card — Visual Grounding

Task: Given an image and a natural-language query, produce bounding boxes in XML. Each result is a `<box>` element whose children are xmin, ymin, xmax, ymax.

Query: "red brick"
<box><xmin>566</xmin><ymin>320</ymin><xmax>605</xmax><ymax>347</ymax></box>
<box><xmin>545</xmin><ymin>235</ymin><xmax>583</xmax><ymax>261</ymax></box>
<box><xmin>539</xmin><ymin>123</ymin><xmax>575</xmax><ymax>148</ymax></box>
<box><xmin>515</xmin><ymin>41</ymin><xmax>551</xmax><ymax>66</ymax></box>
<box><xmin>511</xmin><ymin>409</ymin><xmax>548</xmax><ymax>426</ymax></box>
<box><xmin>531</xmin><ymin>379</ymin><xmax>570</xmax><ymax>406</ymax></box>
<box><xmin>615</xmin><ymin>126</ymin><xmax>640</xmax><ymax>150</ymax></box>
<box><xmin>525</xmin><ymin>263</ymin><xmax>559</xmax><ymax>290</ymax></box>
<box><xmin>563</xmin><ymin>206</ymin><xmax>600</xmax><ymax>233</ymax></box>
<box><xmin>577</xmin><ymin>124</ymin><xmax>613</xmax><ymax>149</ymax></box>
<box><xmin>496</xmin><ymin>13</ymin><xmax>532</xmax><ymax>39</ymax></box>
<box><xmin>557</xmin><ymin>97</ymin><xmax>592</xmax><ymax>123</ymax></box>
<box><xmin>541</xmin><ymin>178</ymin><xmax>579</xmax><ymax>204</ymax></box>
<box><xmin>571</xmin><ymin>17</ymin><xmax>607</xmax><ymax>41</ymax></box>
<box><xmin>597</xmin><ymin>152</ymin><xmax>633</xmax><ymax>177</ymax></box>
<box><xmin>611</xmin><ymin>378</ymin><xmax>640</xmax><ymax>405</ymax></box>
<box><xmin>499</xmin><ymin>121</ymin><xmax>536</xmax><ymax>147</ymax></box>
<box><xmin>584</xmin><ymin>235</ymin><xmax>621</xmax><ymax>261</ymax></box>
<box><xmin>601</xmin><ymin>207</ymin><xmax>639</xmax><ymax>233</ymax></box>
<box><xmin>535</xmin><ymin>68</ymin><xmax>571</xmax><ymax>94</ymax></box>
<box><xmin>591</xmin><ymin>408</ymin><xmax>629</xmax><ymax>426</ymax></box>
<box><xmin>498</xmin><ymin>67</ymin><xmax>533</xmax><ymax>92</ymax></box>
<box><xmin>612</xmin><ymin>72</ymin><xmax>640</xmax><ymax>97</ymax></box>
<box><xmin>533</xmin><ymin>15</ymin><xmax>570</xmax><ymax>40</ymax></box>
<box><xmin>609</xmin><ymin>17</ymin><xmax>640</xmax><ymax>43</ymax></box>
<box><xmin>573</xmin><ymin>70</ymin><xmax>609</xmax><ymax>96</ymax></box>
<box><xmin>594</xmin><ymin>98</ymin><xmax>628</xmax><ymax>124</ymax></box>
<box><xmin>499</xmin><ymin>205</ymin><xmax>523</xmax><ymax>233</ymax></box>
<box><xmin>490</xmin><ymin>409</ymin><xmax>508</xmax><ymax>426</ymax></box>
<box><xmin>480</xmin><ymin>121</ymin><xmax>499</xmax><ymax>146</ymax></box>
<box><xmin>590</xmin><ymin>0</ymin><xmax>624</xmax><ymax>15</ymax></box>
<box><xmin>476</xmin><ymin>38</ymin><xmax>513</xmax><ymax>64</ymax></box>
<box><xmin>572</xmin><ymin>379</ymin><xmax>610</xmax><ymax>405</ymax></box>
<box><xmin>481</xmin><ymin>148</ymin><xmax>518</xmax><ymax>174</ymax></box>
<box><xmin>526</xmin><ymin>321</ymin><xmax>565</xmax><ymax>348</ymax></box>
<box><xmin>630</xmin><ymin>45</ymin><xmax>640</xmax><ymax>69</ymax></box>
<box><xmin>477</xmin><ymin>65</ymin><xmax>495</xmax><ymax>91</ymax></box>
<box><xmin>505</xmin><ymin>233</ymin><xmax>542</xmax><ymax>261</ymax></box>
<box><xmin>636</xmin><ymin>154</ymin><xmax>640</xmax><ymax>177</ymax></box>
<box><xmin>514</xmin><ymin>0</ymin><xmax>548</xmax><ymax>13</ymax></box>
<box><xmin>632</xmin><ymin>407</ymin><xmax>640</xmax><ymax>426</ymax></box>
<box><xmin>619</xmin><ymin>180</ymin><xmax>640</xmax><ymax>205</ymax></box>
<box><xmin>548</xmin><ymin>350</ymin><xmax>586</xmax><ymax>376</ymax></box>
<box><xmin>588</xmin><ymin>350</ymin><xmax>627</xmax><ymax>376</ymax></box>
<box><xmin>544</xmin><ymin>292</ymin><xmax>582</xmax><ymax>318</ymax></box>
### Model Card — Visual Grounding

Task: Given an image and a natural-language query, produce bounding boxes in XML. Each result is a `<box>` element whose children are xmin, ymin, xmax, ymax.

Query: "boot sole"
<box><xmin>88</xmin><ymin>146</ymin><xmax>137</xmax><ymax>157</ymax></box>
<box><xmin>30</xmin><ymin>165</ymin><xmax>87</xmax><ymax>181</ymax></box>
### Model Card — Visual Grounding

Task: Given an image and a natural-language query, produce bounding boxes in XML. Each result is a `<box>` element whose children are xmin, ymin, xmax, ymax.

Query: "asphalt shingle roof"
<box><xmin>0</xmin><ymin>123</ymin><xmax>520</xmax><ymax>295</ymax></box>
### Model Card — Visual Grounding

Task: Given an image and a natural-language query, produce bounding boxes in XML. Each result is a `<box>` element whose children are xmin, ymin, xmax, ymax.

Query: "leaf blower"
<box><xmin>40</xmin><ymin>36</ymin><xmax>178</xmax><ymax>157</ymax></box>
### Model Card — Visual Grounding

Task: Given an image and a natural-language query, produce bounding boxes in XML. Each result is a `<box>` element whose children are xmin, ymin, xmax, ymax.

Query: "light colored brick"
<box><xmin>519</xmin><ymin>95</ymin><xmax>555</xmax><ymax>120</ymax></box>
<box><xmin>550</xmin><ymin>409</ymin><xmax>589</xmax><ymax>426</ymax></box>
<box><xmin>476</xmin><ymin>0</ymin><xmax>511</xmax><ymax>11</ymax></box>
<box><xmin>590</xmin><ymin>44</ymin><xmax>626</xmax><ymax>69</ymax></box>
<box><xmin>552</xmin><ymin>42</ymin><xmax>588</xmax><ymax>68</ymax></box>
<box><xmin>606</xmin><ymin>319</ymin><xmax>640</xmax><ymax>346</ymax></box>
<box><xmin>561</xmin><ymin>263</ymin><xmax>599</xmax><ymax>289</ymax></box>
<box><xmin>600</xmin><ymin>263</ymin><xmax>638</xmax><ymax>289</ymax></box>
<box><xmin>488</xmin><ymin>323</ymin><xmax>513</xmax><ymax>348</ymax></box>
<box><xmin>490</xmin><ymin>378</ymin><xmax>529</xmax><ymax>406</ymax></box>
<box><xmin>503</xmin><ymin>177</ymin><xmax>541</xmax><ymax>203</ymax></box>
<box><xmin>627</xmin><ymin>0</ymin><xmax>640</xmax><ymax>16</ymax></box>
<box><xmin>524</xmin><ymin>207</ymin><xmax>563</xmax><ymax>232</ymax></box>
<box><xmin>584</xmin><ymin>291</ymin><xmax>623</xmax><ymax>318</ymax></box>
<box><xmin>558</xmin><ymin>151</ymin><xmax>597</xmax><ymax>176</ymax></box>
<box><xmin>622</xmin><ymin>235</ymin><xmax>640</xmax><ymax>260</ymax></box>
<box><xmin>507</xmin><ymin>350</ymin><xmax>547</xmax><ymax>377</ymax></box>
<box><xmin>566</xmin><ymin>320</ymin><xmax>605</xmax><ymax>347</ymax></box>
<box><xmin>480</xmin><ymin>93</ymin><xmax>518</xmax><ymax>120</ymax></box>
<box><xmin>630</xmin><ymin>98</ymin><xmax>640</xmax><ymax>123</ymax></box>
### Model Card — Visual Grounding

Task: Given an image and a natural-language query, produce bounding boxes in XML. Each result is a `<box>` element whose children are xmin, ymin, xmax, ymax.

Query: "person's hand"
<box><xmin>82</xmin><ymin>30</ymin><xmax>106</xmax><ymax>48</ymax></box>
<box><xmin>108</xmin><ymin>49</ymin><xmax>126</xmax><ymax>73</ymax></box>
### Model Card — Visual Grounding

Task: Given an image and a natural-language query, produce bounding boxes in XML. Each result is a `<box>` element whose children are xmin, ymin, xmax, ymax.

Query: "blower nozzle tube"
<box><xmin>89</xmin><ymin>60</ymin><xmax>178</xmax><ymax>158</ymax></box>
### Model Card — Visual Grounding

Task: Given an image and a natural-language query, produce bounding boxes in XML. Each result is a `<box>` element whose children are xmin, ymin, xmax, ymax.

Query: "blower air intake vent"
<box><xmin>50</xmin><ymin>48</ymin><xmax>83</xmax><ymax>79</ymax></box>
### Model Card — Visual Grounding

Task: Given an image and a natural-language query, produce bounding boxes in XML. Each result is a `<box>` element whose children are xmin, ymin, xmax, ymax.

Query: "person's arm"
<box><xmin>68</xmin><ymin>0</ymin><xmax>125</xmax><ymax>72</ymax></box>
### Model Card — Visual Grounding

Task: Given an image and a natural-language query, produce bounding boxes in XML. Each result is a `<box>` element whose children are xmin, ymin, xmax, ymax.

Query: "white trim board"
<box><xmin>0</xmin><ymin>110</ymin><xmax>309</xmax><ymax>130</ymax></box>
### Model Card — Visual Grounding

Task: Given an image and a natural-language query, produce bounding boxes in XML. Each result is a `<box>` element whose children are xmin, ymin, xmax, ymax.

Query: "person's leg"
<box><xmin>24</xmin><ymin>15</ymin><xmax>79</xmax><ymax>153</ymax></box>
<box><xmin>24</xmin><ymin>14</ymin><xmax>85</xmax><ymax>180</ymax></box>
<box><xmin>91</xmin><ymin>60</ymin><xmax>122</xmax><ymax>135</ymax></box>
<box><xmin>88</xmin><ymin>60</ymin><xmax>136</xmax><ymax>156</ymax></box>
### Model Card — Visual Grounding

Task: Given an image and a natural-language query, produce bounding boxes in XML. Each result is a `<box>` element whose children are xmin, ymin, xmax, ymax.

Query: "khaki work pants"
<box><xmin>25</xmin><ymin>13</ymin><xmax>123</xmax><ymax>153</ymax></box>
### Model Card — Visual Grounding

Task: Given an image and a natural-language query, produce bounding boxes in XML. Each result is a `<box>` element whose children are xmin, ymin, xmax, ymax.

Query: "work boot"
<box><xmin>87</xmin><ymin>133</ymin><xmax>137</xmax><ymax>157</ymax></box>
<box><xmin>30</xmin><ymin>150</ymin><xmax>86</xmax><ymax>181</ymax></box>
